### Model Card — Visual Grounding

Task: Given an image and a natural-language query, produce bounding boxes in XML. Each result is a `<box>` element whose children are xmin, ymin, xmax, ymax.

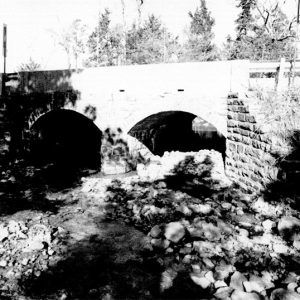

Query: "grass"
<box><xmin>253</xmin><ymin>86</ymin><xmax>300</xmax><ymax>157</ymax></box>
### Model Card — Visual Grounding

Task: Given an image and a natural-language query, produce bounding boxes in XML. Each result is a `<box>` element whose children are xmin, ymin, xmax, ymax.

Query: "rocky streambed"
<box><xmin>0</xmin><ymin>150</ymin><xmax>300</xmax><ymax>299</ymax></box>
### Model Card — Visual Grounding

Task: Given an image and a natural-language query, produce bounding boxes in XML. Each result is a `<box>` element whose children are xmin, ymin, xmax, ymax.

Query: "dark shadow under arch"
<box><xmin>29</xmin><ymin>109</ymin><xmax>102</xmax><ymax>170</ymax></box>
<box><xmin>128</xmin><ymin>111</ymin><xmax>225</xmax><ymax>157</ymax></box>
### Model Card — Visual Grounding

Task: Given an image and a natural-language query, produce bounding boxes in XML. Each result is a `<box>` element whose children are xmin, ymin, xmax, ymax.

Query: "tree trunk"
<box><xmin>120</xmin><ymin>0</ymin><xmax>126</xmax><ymax>65</ymax></box>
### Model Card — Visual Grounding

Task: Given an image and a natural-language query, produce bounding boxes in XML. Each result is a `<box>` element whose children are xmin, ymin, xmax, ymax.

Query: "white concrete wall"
<box><xmin>6</xmin><ymin>61</ymin><xmax>250</xmax><ymax>137</ymax></box>
<box><xmin>69</xmin><ymin>61</ymin><xmax>249</xmax><ymax>136</ymax></box>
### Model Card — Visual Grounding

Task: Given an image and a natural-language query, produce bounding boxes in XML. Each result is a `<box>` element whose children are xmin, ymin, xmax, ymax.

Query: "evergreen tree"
<box><xmin>126</xmin><ymin>15</ymin><xmax>179</xmax><ymax>64</ymax></box>
<box><xmin>181</xmin><ymin>0</ymin><xmax>219</xmax><ymax>62</ymax></box>
<box><xmin>223</xmin><ymin>0</ymin><xmax>295</xmax><ymax>61</ymax></box>
<box><xmin>86</xmin><ymin>9</ymin><xmax>123</xmax><ymax>66</ymax></box>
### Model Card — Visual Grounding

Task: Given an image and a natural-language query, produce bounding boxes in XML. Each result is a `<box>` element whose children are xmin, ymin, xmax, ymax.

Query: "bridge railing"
<box><xmin>249</xmin><ymin>58</ymin><xmax>300</xmax><ymax>90</ymax></box>
<box><xmin>249</xmin><ymin>60</ymin><xmax>300</xmax><ymax>74</ymax></box>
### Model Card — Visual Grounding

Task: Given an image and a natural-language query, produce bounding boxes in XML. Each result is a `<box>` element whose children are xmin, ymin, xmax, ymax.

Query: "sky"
<box><xmin>0</xmin><ymin>0</ymin><xmax>298</xmax><ymax>72</ymax></box>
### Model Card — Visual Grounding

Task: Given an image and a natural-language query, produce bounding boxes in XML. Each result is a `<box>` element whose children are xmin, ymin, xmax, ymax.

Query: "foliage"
<box><xmin>86</xmin><ymin>9</ymin><xmax>123</xmax><ymax>66</ymax></box>
<box><xmin>223</xmin><ymin>0</ymin><xmax>296</xmax><ymax>61</ymax></box>
<box><xmin>126</xmin><ymin>15</ymin><xmax>180</xmax><ymax>64</ymax></box>
<box><xmin>53</xmin><ymin>19</ymin><xmax>87</xmax><ymax>69</ymax></box>
<box><xmin>254</xmin><ymin>86</ymin><xmax>300</xmax><ymax>153</ymax></box>
<box><xmin>181</xmin><ymin>0</ymin><xmax>219</xmax><ymax>62</ymax></box>
<box><xmin>17</xmin><ymin>58</ymin><xmax>41</xmax><ymax>72</ymax></box>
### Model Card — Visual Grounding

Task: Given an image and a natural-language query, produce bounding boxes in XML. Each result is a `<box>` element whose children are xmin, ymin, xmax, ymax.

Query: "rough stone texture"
<box><xmin>270</xmin><ymin>288</ymin><xmax>300</xmax><ymax>300</ymax></box>
<box><xmin>226</xmin><ymin>93</ymin><xmax>282</xmax><ymax>194</ymax></box>
<box><xmin>164</xmin><ymin>222</ymin><xmax>185</xmax><ymax>243</ymax></box>
<box><xmin>0</xmin><ymin>106</ymin><xmax>11</xmax><ymax>166</ymax></box>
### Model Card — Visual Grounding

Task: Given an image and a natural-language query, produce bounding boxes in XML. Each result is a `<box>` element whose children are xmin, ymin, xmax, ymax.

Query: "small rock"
<box><xmin>230</xmin><ymin>271</ymin><xmax>247</xmax><ymax>291</ymax></box>
<box><xmin>0</xmin><ymin>260</ymin><xmax>7</xmax><ymax>267</ymax></box>
<box><xmin>288</xmin><ymin>283</ymin><xmax>298</xmax><ymax>292</ymax></box>
<box><xmin>214</xmin><ymin>264</ymin><xmax>234</xmax><ymax>281</ymax></box>
<box><xmin>151</xmin><ymin>238</ymin><xmax>170</xmax><ymax>249</ymax></box>
<box><xmin>239</xmin><ymin>228</ymin><xmax>249</xmax><ymax>237</ymax></box>
<box><xmin>270</xmin><ymin>288</ymin><xmax>300</xmax><ymax>300</ymax></box>
<box><xmin>273</xmin><ymin>243</ymin><xmax>289</xmax><ymax>254</ymax></box>
<box><xmin>231</xmin><ymin>290</ymin><xmax>260</xmax><ymax>300</ymax></box>
<box><xmin>254</xmin><ymin>225</ymin><xmax>264</xmax><ymax>233</ymax></box>
<box><xmin>23</xmin><ymin>240</ymin><xmax>45</xmax><ymax>252</ymax></box>
<box><xmin>176</xmin><ymin>205</ymin><xmax>192</xmax><ymax>216</ymax></box>
<box><xmin>293</xmin><ymin>240</ymin><xmax>300</xmax><ymax>250</ymax></box>
<box><xmin>249</xmin><ymin>274</ymin><xmax>268</xmax><ymax>290</ymax></box>
<box><xmin>236</xmin><ymin>208</ymin><xmax>244</xmax><ymax>215</ymax></box>
<box><xmin>190</xmin><ymin>274</ymin><xmax>211</xmax><ymax>289</ymax></box>
<box><xmin>278</xmin><ymin>216</ymin><xmax>300</xmax><ymax>240</ymax></box>
<box><xmin>213</xmin><ymin>287</ymin><xmax>232</xmax><ymax>299</ymax></box>
<box><xmin>160</xmin><ymin>269</ymin><xmax>177</xmax><ymax>292</ymax></box>
<box><xmin>243</xmin><ymin>280</ymin><xmax>264</xmax><ymax>293</ymax></box>
<box><xmin>203</xmin><ymin>258</ymin><xmax>215</xmax><ymax>269</ymax></box>
<box><xmin>262</xmin><ymin>219</ymin><xmax>275</xmax><ymax>232</ymax></box>
<box><xmin>0</xmin><ymin>225</ymin><xmax>9</xmax><ymax>241</ymax></box>
<box><xmin>150</xmin><ymin>225</ymin><xmax>161</xmax><ymax>238</ymax></box>
<box><xmin>48</xmin><ymin>249</ymin><xmax>55</xmax><ymax>256</ymax></box>
<box><xmin>205</xmin><ymin>271</ymin><xmax>215</xmax><ymax>283</ymax></box>
<box><xmin>164</xmin><ymin>222</ymin><xmax>185</xmax><ymax>243</ymax></box>
<box><xmin>182</xmin><ymin>255</ymin><xmax>192</xmax><ymax>264</ymax></box>
<box><xmin>261</xmin><ymin>271</ymin><xmax>275</xmax><ymax>289</ymax></box>
<box><xmin>8</xmin><ymin>220</ymin><xmax>20</xmax><ymax>233</ymax></box>
<box><xmin>21</xmin><ymin>258</ymin><xmax>29</xmax><ymax>266</ymax></box>
<box><xmin>221</xmin><ymin>202</ymin><xmax>231</xmax><ymax>210</ymax></box>
<box><xmin>214</xmin><ymin>280</ymin><xmax>227</xmax><ymax>289</ymax></box>
<box><xmin>197</xmin><ymin>204</ymin><xmax>212</xmax><ymax>214</ymax></box>
<box><xmin>191</xmin><ymin>264</ymin><xmax>201</xmax><ymax>273</ymax></box>
<box><xmin>8</xmin><ymin>176</ymin><xmax>16</xmax><ymax>183</ymax></box>
<box><xmin>179</xmin><ymin>247</ymin><xmax>192</xmax><ymax>255</ymax></box>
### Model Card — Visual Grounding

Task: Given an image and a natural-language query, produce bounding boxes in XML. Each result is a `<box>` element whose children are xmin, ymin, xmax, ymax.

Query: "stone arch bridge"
<box><xmin>1</xmin><ymin>61</ymin><xmax>249</xmax><ymax>171</ymax></box>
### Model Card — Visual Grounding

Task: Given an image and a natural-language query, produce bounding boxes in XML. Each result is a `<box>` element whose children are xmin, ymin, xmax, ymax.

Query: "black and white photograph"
<box><xmin>0</xmin><ymin>0</ymin><xmax>300</xmax><ymax>299</ymax></box>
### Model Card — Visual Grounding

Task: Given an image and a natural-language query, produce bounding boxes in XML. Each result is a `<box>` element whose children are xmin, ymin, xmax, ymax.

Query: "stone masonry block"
<box><xmin>241</xmin><ymin>136</ymin><xmax>251</xmax><ymax>145</ymax></box>
<box><xmin>240</xmin><ymin>129</ymin><xmax>250</xmax><ymax>137</ymax></box>
<box><xmin>237</xmin><ymin>144</ymin><xmax>244</xmax><ymax>154</ymax></box>
<box><xmin>237</xmin><ymin>113</ymin><xmax>246</xmax><ymax>122</ymax></box>
<box><xmin>238</xmin><ymin>106</ymin><xmax>249</xmax><ymax>113</ymax></box>
<box><xmin>228</xmin><ymin>142</ymin><xmax>237</xmax><ymax>151</ymax></box>
<box><xmin>227</xmin><ymin>120</ymin><xmax>237</xmax><ymax>128</ymax></box>
<box><xmin>240</xmin><ymin>123</ymin><xmax>254</xmax><ymax>131</ymax></box>
<box><xmin>245</xmin><ymin>115</ymin><xmax>256</xmax><ymax>123</ymax></box>
<box><xmin>228</xmin><ymin>93</ymin><xmax>239</xmax><ymax>99</ymax></box>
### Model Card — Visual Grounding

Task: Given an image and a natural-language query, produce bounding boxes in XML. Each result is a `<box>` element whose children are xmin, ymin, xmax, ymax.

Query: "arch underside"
<box><xmin>128</xmin><ymin>111</ymin><xmax>225</xmax><ymax>157</ymax></box>
<box><xmin>29</xmin><ymin>109</ymin><xmax>102</xmax><ymax>169</ymax></box>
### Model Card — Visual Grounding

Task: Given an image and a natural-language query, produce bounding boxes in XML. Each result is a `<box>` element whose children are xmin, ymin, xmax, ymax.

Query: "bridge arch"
<box><xmin>128</xmin><ymin>110</ymin><xmax>225</xmax><ymax>157</ymax></box>
<box><xmin>29</xmin><ymin>109</ymin><xmax>102</xmax><ymax>169</ymax></box>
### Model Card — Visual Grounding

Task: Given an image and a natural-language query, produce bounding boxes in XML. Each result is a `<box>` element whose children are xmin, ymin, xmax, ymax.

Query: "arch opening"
<box><xmin>128</xmin><ymin>111</ymin><xmax>225</xmax><ymax>157</ymax></box>
<box><xmin>29</xmin><ymin>109</ymin><xmax>102</xmax><ymax>170</ymax></box>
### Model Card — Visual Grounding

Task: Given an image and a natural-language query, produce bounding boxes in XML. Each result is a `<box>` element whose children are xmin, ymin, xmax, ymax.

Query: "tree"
<box><xmin>120</xmin><ymin>0</ymin><xmax>127</xmax><ymax>65</ymax></box>
<box><xmin>136</xmin><ymin>0</ymin><xmax>144</xmax><ymax>28</ymax></box>
<box><xmin>181</xmin><ymin>0</ymin><xmax>219</xmax><ymax>62</ymax></box>
<box><xmin>223</xmin><ymin>0</ymin><xmax>296</xmax><ymax>61</ymax></box>
<box><xmin>126</xmin><ymin>15</ymin><xmax>179</xmax><ymax>64</ymax></box>
<box><xmin>17</xmin><ymin>57</ymin><xmax>41</xmax><ymax>71</ymax></box>
<box><xmin>51</xmin><ymin>19</ymin><xmax>87</xmax><ymax>69</ymax></box>
<box><xmin>86</xmin><ymin>9</ymin><xmax>123</xmax><ymax>66</ymax></box>
<box><xmin>69</xmin><ymin>19</ymin><xmax>88</xmax><ymax>69</ymax></box>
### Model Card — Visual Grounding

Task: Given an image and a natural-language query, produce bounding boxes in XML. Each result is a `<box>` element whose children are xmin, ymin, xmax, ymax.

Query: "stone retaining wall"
<box><xmin>225</xmin><ymin>93</ymin><xmax>279</xmax><ymax>194</ymax></box>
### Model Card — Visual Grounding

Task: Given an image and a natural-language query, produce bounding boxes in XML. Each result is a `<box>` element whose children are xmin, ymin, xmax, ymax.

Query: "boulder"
<box><xmin>164</xmin><ymin>222</ymin><xmax>185</xmax><ymax>243</ymax></box>
<box><xmin>231</xmin><ymin>290</ymin><xmax>260</xmax><ymax>300</ymax></box>
<box><xmin>270</xmin><ymin>288</ymin><xmax>300</xmax><ymax>300</ymax></box>
<box><xmin>278</xmin><ymin>216</ymin><xmax>300</xmax><ymax>240</ymax></box>
<box><xmin>230</xmin><ymin>271</ymin><xmax>247</xmax><ymax>291</ymax></box>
